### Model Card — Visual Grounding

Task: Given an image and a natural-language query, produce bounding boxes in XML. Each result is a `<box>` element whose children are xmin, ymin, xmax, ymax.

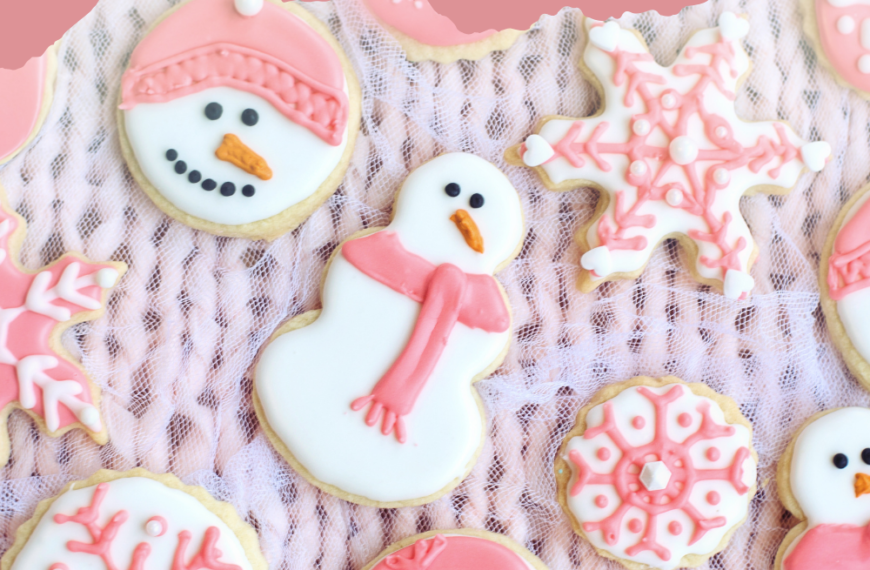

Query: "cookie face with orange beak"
<box><xmin>789</xmin><ymin>408</ymin><xmax>870</xmax><ymax>530</ymax></box>
<box><xmin>118</xmin><ymin>0</ymin><xmax>356</xmax><ymax>235</ymax></box>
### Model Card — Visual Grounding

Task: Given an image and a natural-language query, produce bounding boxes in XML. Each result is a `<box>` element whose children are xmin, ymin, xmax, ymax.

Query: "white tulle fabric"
<box><xmin>0</xmin><ymin>0</ymin><xmax>863</xmax><ymax>568</ymax></box>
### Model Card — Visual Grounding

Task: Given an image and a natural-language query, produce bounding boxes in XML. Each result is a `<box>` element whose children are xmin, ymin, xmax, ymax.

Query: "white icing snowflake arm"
<box><xmin>517</xmin><ymin>12</ymin><xmax>831</xmax><ymax>297</ymax></box>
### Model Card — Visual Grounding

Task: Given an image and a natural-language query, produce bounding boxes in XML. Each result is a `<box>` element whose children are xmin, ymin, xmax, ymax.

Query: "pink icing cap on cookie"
<box><xmin>362</xmin><ymin>0</ymin><xmax>496</xmax><ymax>47</ymax></box>
<box><xmin>119</xmin><ymin>0</ymin><xmax>348</xmax><ymax>146</ymax></box>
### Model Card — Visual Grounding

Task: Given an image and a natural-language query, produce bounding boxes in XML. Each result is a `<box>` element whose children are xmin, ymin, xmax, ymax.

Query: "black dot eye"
<box><xmin>863</xmin><ymin>449</ymin><xmax>870</xmax><ymax>465</ymax></box>
<box><xmin>241</xmin><ymin>109</ymin><xmax>259</xmax><ymax>126</ymax></box>
<box><xmin>834</xmin><ymin>453</ymin><xmax>849</xmax><ymax>469</ymax></box>
<box><xmin>469</xmin><ymin>193</ymin><xmax>484</xmax><ymax>208</ymax></box>
<box><xmin>205</xmin><ymin>102</ymin><xmax>223</xmax><ymax>120</ymax></box>
<box><xmin>445</xmin><ymin>183</ymin><xmax>460</xmax><ymax>197</ymax></box>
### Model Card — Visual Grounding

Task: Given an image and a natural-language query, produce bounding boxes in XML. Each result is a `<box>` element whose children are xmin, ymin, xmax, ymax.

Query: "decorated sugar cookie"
<box><xmin>775</xmin><ymin>408</ymin><xmax>870</xmax><ymax>570</ymax></box>
<box><xmin>0</xmin><ymin>43</ymin><xmax>58</xmax><ymax>165</ymax></box>
<box><xmin>360</xmin><ymin>530</ymin><xmax>548</xmax><ymax>570</ymax></box>
<box><xmin>821</xmin><ymin>183</ymin><xmax>870</xmax><ymax>391</ymax></box>
<box><xmin>361</xmin><ymin>0</ymin><xmax>525</xmax><ymax>63</ymax></box>
<box><xmin>801</xmin><ymin>0</ymin><xmax>870</xmax><ymax>97</ymax></box>
<box><xmin>118</xmin><ymin>0</ymin><xmax>360</xmax><ymax>240</ymax></box>
<box><xmin>506</xmin><ymin>13</ymin><xmax>831</xmax><ymax>299</ymax></box>
<box><xmin>555</xmin><ymin>376</ymin><xmax>757</xmax><ymax>570</ymax></box>
<box><xmin>0</xmin><ymin>184</ymin><xmax>125</xmax><ymax>467</ymax></box>
<box><xmin>0</xmin><ymin>468</ymin><xmax>267</xmax><ymax>570</ymax></box>
<box><xmin>255</xmin><ymin>153</ymin><xmax>523</xmax><ymax>507</ymax></box>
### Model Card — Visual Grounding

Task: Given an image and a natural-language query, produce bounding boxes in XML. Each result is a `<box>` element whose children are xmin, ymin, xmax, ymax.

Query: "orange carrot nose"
<box><xmin>450</xmin><ymin>209</ymin><xmax>484</xmax><ymax>254</ymax></box>
<box><xmin>215</xmin><ymin>134</ymin><xmax>272</xmax><ymax>181</ymax></box>
<box><xmin>856</xmin><ymin>473</ymin><xmax>870</xmax><ymax>497</ymax></box>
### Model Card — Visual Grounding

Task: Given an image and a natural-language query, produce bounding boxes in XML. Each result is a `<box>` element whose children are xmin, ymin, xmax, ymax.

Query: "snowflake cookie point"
<box><xmin>521</xmin><ymin>134</ymin><xmax>555</xmax><ymax>167</ymax></box>
<box><xmin>510</xmin><ymin>14</ymin><xmax>829</xmax><ymax>297</ymax></box>
<box><xmin>0</xmin><ymin>195</ymin><xmax>124</xmax><ymax>464</ymax></box>
<box><xmin>559</xmin><ymin>378</ymin><xmax>757</xmax><ymax>570</ymax></box>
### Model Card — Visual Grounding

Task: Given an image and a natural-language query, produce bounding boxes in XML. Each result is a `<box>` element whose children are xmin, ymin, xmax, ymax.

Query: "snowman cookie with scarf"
<box><xmin>118</xmin><ymin>0</ymin><xmax>360</xmax><ymax>240</ymax></box>
<box><xmin>776</xmin><ymin>408</ymin><xmax>870</xmax><ymax>570</ymax></box>
<box><xmin>254</xmin><ymin>153</ymin><xmax>524</xmax><ymax>507</ymax></box>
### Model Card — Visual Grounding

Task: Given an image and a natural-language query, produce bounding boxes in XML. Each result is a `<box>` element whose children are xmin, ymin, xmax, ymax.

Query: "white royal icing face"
<box><xmin>790</xmin><ymin>408</ymin><xmax>870</xmax><ymax>528</ymax></box>
<box><xmin>256</xmin><ymin>153</ymin><xmax>523</xmax><ymax>503</ymax></box>
<box><xmin>520</xmin><ymin>13</ymin><xmax>828</xmax><ymax>298</ymax></box>
<box><xmin>10</xmin><ymin>477</ymin><xmax>254</xmax><ymax>570</ymax></box>
<box><xmin>564</xmin><ymin>384</ymin><xmax>756</xmax><ymax>570</ymax></box>
<box><xmin>124</xmin><ymin>85</ymin><xmax>348</xmax><ymax>226</ymax></box>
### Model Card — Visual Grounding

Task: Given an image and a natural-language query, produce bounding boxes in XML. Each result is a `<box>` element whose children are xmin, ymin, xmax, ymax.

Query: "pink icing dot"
<box><xmin>595</xmin><ymin>494</ymin><xmax>608</xmax><ymax>508</ymax></box>
<box><xmin>632</xmin><ymin>416</ymin><xmax>645</xmax><ymax>429</ymax></box>
<box><xmin>628</xmin><ymin>518</ymin><xmax>643</xmax><ymax>533</ymax></box>
<box><xmin>596</xmin><ymin>447</ymin><xmax>611</xmax><ymax>461</ymax></box>
<box><xmin>668</xmin><ymin>521</ymin><xmax>682</xmax><ymax>536</ymax></box>
<box><xmin>677</xmin><ymin>412</ymin><xmax>692</xmax><ymax>427</ymax></box>
<box><xmin>706</xmin><ymin>447</ymin><xmax>720</xmax><ymax>461</ymax></box>
<box><xmin>706</xmin><ymin>491</ymin><xmax>721</xmax><ymax>505</ymax></box>
<box><xmin>50</xmin><ymin>565</ymin><xmax>70</xmax><ymax>570</ymax></box>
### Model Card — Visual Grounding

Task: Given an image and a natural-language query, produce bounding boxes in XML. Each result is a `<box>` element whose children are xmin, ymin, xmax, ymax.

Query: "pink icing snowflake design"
<box><xmin>563</xmin><ymin>382</ymin><xmax>756</xmax><ymax>570</ymax></box>
<box><xmin>515</xmin><ymin>12</ymin><xmax>830</xmax><ymax>299</ymax></box>
<box><xmin>51</xmin><ymin>482</ymin><xmax>242</xmax><ymax>570</ymax></box>
<box><xmin>0</xmin><ymin>202</ymin><xmax>123</xmax><ymax>464</ymax></box>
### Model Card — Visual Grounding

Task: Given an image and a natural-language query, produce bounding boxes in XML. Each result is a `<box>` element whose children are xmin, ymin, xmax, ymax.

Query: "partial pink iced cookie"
<box><xmin>0</xmin><ymin>46</ymin><xmax>56</xmax><ymax>165</ymax></box>
<box><xmin>363</xmin><ymin>532</ymin><xmax>546</xmax><ymax>570</ymax></box>
<box><xmin>810</xmin><ymin>0</ymin><xmax>870</xmax><ymax>94</ymax></box>
<box><xmin>361</xmin><ymin>0</ymin><xmax>525</xmax><ymax>62</ymax></box>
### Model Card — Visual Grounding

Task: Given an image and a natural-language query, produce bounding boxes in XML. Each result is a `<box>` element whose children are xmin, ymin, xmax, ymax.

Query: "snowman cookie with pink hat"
<box><xmin>118</xmin><ymin>0</ymin><xmax>360</xmax><ymax>240</ymax></box>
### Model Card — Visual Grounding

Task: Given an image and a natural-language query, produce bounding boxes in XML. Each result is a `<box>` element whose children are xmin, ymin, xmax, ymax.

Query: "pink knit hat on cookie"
<box><xmin>120</xmin><ymin>0</ymin><xmax>348</xmax><ymax>146</ymax></box>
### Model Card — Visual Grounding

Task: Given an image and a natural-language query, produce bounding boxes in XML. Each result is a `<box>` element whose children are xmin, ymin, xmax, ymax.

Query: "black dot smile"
<box><xmin>165</xmin><ymin>148</ymin><xmax>255</xmax><ymax>198</ymax></box>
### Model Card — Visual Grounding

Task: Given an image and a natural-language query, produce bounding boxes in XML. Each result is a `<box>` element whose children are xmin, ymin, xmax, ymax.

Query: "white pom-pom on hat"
<box><xmin>234</xmin><ymin>0</ymin><xmax>264</xmax><ymax>17</ymax></box>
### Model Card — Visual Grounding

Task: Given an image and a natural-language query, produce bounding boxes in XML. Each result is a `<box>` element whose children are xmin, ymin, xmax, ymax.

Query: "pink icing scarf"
<box><xmin>342</xmin><ymin>231</ymin><xmax>509</xmax><ymax>444</ymax></box>
<box><xmin>784</xmin><ymin>523</ymin><xmax>870</xmax><ymax>570</ymax></box>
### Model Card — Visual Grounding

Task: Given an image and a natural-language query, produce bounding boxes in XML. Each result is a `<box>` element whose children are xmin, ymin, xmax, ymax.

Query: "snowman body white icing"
<box><xmin>125</xmin><ymin>84</ymin><xmax>348</xmax><ymax>226</ymax></box>
<box><xmin>10</xmin><ymin>477</ymin><xmax>254</xmax><ymax>569</ymax></box>
<box><xmin>255</xmin><ymin>153</ymin><xmax>523</xmax><ymax>503</ymax></box>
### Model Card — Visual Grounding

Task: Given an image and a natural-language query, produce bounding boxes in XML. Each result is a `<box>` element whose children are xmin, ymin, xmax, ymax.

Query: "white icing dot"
<box><xmin>146</xmin><ymin>518</ymin><xmax>165</xmax><ymax>537</ymax></box>
<box><xmin>96</xmin><ymin>268</ymin><xmax>119</xmax><ymax>288</ymax></box>
<box><xmin>632</xmin><ymin>119</ymin><xmax>650</xmax><ymax>136</ymax></box>
<box><xmin>860</xmin><ymin>54</ymin><xmax>870</xmax><ymax>74</ymax></box>
<box><xmin>78</xmin><ymin>405</ymin><xmax>100</xmax><ymax>430</ymax></box>
<box><xmin>669</xmin><ymin>136</ymin><xmax>698</xmax><ymax>165</ymax></box>
<box><xmin>233</xmin><ymin>0</ymin><xmax>263</xmax><ymax>17</ymax></box>
<box><xmin>713</xmin><ymin>167</ymin><xmax>730</xmax><ymax>184</ymax></box>
<box><xmin>715</xmin><ymin>126</ymin><xmax>728</xmax><ymax>139</ymax></box>
<box><xmin>665</xmin><ymin>188</ymin><xmax>683</xmax><ymax>207</ymax></box>
<box><xmin>661</xmin><ymin>93</ymin><xmax>677</xmax><ymax>109</ymax></box>
<box><xmin>414</xmin><ymin>0</ymin><xmax>423</xmax><ymax>7</ymax></box>
<box><xmin>629</xmin><ymin>160</ymin><xmax>647</xmax><ymax>176</ymax></box>
<box><xmin>838</xmin><ymin>15</ymin><xmax>856</xmax><ymax>34</ymax></box>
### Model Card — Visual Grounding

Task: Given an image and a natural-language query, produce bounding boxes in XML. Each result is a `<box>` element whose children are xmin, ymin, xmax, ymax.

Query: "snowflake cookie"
<box><xmin>0</xmin><ymin>188</ymin><xmax>125</xmax><ymax>467</ymax></box>
<box><xmin>556</xmin><ymin>376</ymin><xmax>757</xmax><ymax>570</ymax></box>
<box><xmin>0</xmin><ymin>468</ymin><xmax>267</xmax><ymax>570</ymax></box>
<box><xmin>506</xmin><ymin>12</ymin><xmax>831</xmax><ymax>299</ymax></box>
<box><xmin>360</xmin><ymin>530</ymin><xmax>548</xmax><ymax>570</ymax></box>
<box><xmin>775</xmin><ymin>407</ymin><xmax>870</xmax><ymax>570</ymax></box>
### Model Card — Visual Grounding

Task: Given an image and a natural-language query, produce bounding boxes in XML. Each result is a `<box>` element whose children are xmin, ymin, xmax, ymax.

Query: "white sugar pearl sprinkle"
<box><xmin>629</xmin><ymin>161</ymin><xmax>647</xmax><ymax>176</ymax></box>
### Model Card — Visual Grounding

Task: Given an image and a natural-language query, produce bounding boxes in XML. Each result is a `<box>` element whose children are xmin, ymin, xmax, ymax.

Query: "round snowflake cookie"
<box><xmin>118</xmin><ymin>0</ymin><xmax>360</xmax><ymax>240</ymax></box>
<box><xmin>0</xmin><ymin>468</ymin><xmax>267</xmax><ymax>570</ymax></box>
<box><xmin>0</xmin><ymin>42</ymin><xmax>58</xmax><ymax>165</ymax></box>
<box><xmin>361</xmin><ymin>0</ymin><xmax>525</xmax><ymax>63</ymax></box>
<box><xmin>506</xmin><ymin>12</ymin><xmax>831</xmax><ymax>299</ymax></box>
<box><xmin>360</xmin><ymin>530</ymin><xmax>548</xmax><ymax>570</ymax></box>
<box><xmin>556</xmin><ymin>376</ymin><xmax>757</xmax><ymax>570</ymax></box>
<box><xmin>775</xmin><ymin>408</ymin><xmax>870</xmax><ymax>570</ymax></box>
<box><xmin>801</xmin><ymin>0</ymin><xmax>870</xmax><ymax>98</ymax></box>
<box><xmin>821</xmin><ymin>183</ymin><xmax>870</xmax><ymax>392</ymax></box>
